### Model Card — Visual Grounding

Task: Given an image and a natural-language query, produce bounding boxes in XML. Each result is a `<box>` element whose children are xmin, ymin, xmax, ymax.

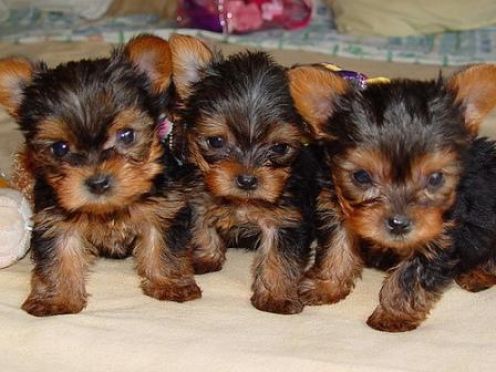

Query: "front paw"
<box><xmin>298</xmin><ymin>276</ymin><xmax>352</xmax><ymax>306</ymax></box>
<box><xmin>455</xmin><ymin>271</ymin><xmax>496</xmax><ymax>292</ymax></box>
<box><xmin>142</xmin><ymin>279</ymin><xmax>202</xmax><ymax>302</ymax></box>
<box><xmin>22</xmin><ymin>295</ymin><xmax>86</xmax><ymax>317</ymax></box>
<box><xmin>250</xmin><ymin>291</ymin><xmax>303</xmax><ymax>314</ymax></box>
<box><xmin>366</xmin><ymin>306</ymin><xmax>421</xmax><ymax>332</ymax></box>
<box><xmin>191</xmin><ymin>255</ymin><xmax>225</xmax><ymax>274</ymax></box>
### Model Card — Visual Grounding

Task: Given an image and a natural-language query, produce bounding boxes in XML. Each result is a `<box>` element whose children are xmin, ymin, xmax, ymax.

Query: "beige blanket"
<box><xmin>1</xmin><ymin>41</ymin><xmax>495</xmax><ymax>372</ymax></box>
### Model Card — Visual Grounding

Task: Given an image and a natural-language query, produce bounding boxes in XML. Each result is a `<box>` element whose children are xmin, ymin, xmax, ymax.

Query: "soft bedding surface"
<box><xmin>1</xmin><ymin>40</ymin><xmax>495</xmax><ymax>372</ymax></box>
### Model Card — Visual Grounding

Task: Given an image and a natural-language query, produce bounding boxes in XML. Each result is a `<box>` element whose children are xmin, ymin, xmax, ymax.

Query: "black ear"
<box><xmin>0</xmin><ymin>57</ymin><xmax>35</xmax><ymax>118</ymax></box>
<box><xmin>447</xmin><ymin>64</ymin><xmax>496</xmax><ymax>136</ymax></box>
<box><xmin>124</xmin><ymin>34</ymin><xmax>173</xmax><ymax>94</ymax></box>
<box><xmin>288</xmin><ymin>65</ymin><xmax>350</xmax><ymax>141</ymax></box>
<box><xmin>169</xmin><ymin>34</ymin><xmax>214</xmax><ymax>100</ymax></box>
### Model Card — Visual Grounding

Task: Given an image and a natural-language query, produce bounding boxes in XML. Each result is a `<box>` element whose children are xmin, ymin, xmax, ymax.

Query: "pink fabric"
<box><xmin>178</xmin><ymin>0</ymin><xmax>313</xmax><ymax>34</ymax></box>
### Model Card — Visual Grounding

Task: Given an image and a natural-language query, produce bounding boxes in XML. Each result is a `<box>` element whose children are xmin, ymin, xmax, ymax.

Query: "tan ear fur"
<box><xmin>124</xmin><ymin>34</ymin><xmax>173</xmax><ymax>94</ymax></box>
<box><xmin>448</xmin><ymin>64</ymin><xmax>496</xmax><ymax>136</ymax></box>
<box><xmin>0</xmin><ymin>57</ymin><xmax>34</xmax><ymax>118</ymax></box>
<box><xmin>288</xmin><ymin>65</ymin><xmax>349</xmax><ymax>141</ymax></box>
<box><xmin>169</xmin><ymin>34</ymin><xmax>214</xmax><ymax>99</ymax></box>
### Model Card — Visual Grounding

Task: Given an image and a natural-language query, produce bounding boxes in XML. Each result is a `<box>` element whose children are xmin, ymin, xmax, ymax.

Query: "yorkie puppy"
<box><xmin>168</xmin><ymin>34</ymin><xmax>319</xmax><ymax>314</ymax></box>
<box><xmin>289</xmin><ymin>64</ymin><xmax>496</xmax><ymax>331</ymax></box>
<box><xmin>0</xmin><ymin>34</ymin><xmax>201</xmax><ymax>316</ymax></box>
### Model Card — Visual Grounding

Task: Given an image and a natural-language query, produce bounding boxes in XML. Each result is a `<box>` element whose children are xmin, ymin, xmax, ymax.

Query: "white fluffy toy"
<box><xmin>0</xmin><ymin>175</ymin><xmax>32</xmax><ymax>268</ymax></box>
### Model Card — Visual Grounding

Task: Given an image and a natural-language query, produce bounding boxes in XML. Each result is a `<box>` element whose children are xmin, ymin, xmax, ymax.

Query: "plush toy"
<box><xmin>0</xmin><ymin>171</ymin><xmax>32</xmax><ymax>268</ymax></box>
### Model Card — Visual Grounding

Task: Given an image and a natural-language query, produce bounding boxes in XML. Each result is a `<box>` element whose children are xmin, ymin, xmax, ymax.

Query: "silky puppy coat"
<box><xmin>169</xmin><ymin>35</ymin><xmax>320</xmax><ymax>314</ymax></box>
<box><xmin>289</xmin><ymin>64</ymin><xmax>496</xmax><ymax>331</ymax></box>
<box><xmin>0</xmin><ymin>35</ymin><xmax>201</xmax><ymax>316</ymax></box>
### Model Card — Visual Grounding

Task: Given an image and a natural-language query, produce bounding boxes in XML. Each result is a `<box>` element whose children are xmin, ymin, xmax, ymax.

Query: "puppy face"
<box><xmin>170</xmin><ymin>35</ymin><xmax>306</xmax><ymax>204</ymax></box>
<box><xmin>0</xmin><ymin>35</ymin><xmax>173</xmax><ymax>214</ymax></box>
<box><xmin>289</xmin><ymin>64</ymin><xmax>496</xmax><ymax>252</ymax></box>
<box><xmin>331</xmin><ymin>81</ymin><xmax>466</xmax><ymax>250</ymax></box>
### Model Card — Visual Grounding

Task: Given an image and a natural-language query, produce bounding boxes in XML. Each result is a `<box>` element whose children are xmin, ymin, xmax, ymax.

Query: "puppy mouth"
<box><xmin>204</xmin><ymin>167</ymin><xmax>285</xmax><ymax>204</ymax></box>
<box><xmin>355</xmin><ymin>219</ymin><xmax>419</xmax><ymax>249</ymax></box>
<box><xmin>81</xmin><ymin>188</ymin><xmax>120</xmax><ymax>208</ymax></box>
<box><xmin>63</xmin><ymin>176</ymin><xmax>132</xmax><ymax>214</ymax></box>
<box><xmin>224</xmin><ymin>191</ymin><xmax>264</xmax><ymax>203</ymax></box>
<box><xmin>376</xmin><ymin>226</ymin><xmax>433</xmax><ymax>252</ymax></box>
<box><xmin>384</xmin><ymin>231</ymin><xmax>413</xmax><ymax>244</ymax></box>
<box><xmin>219</xmin><ymin>186</ymin><xmax>279</xmax><ymax>206</ymax></box>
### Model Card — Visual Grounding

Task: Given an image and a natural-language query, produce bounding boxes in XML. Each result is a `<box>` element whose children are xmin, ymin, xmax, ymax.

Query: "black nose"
<box><xmin>85</xmin><ymin>174</ymin><xmax>112</xmax><ymax>195</ymax></box>
<box><xmin>386</xmin><ymin>215</ymin><xmax>412</xmax><ymax>235</ymax></box>
<box><xmin>236</xmin><ymin>174</ymin><xmax>258</xmax><ymax>190</ymax></box>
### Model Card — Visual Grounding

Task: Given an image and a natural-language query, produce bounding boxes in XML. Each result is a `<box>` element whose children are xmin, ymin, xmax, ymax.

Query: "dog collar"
<box><xmin>320</xmin><ymin>63</ymin><xmax>390</xmax><ymax>90</ymax></box>
<box><xmin>157</xmin><ymin>113</ymin><xmax>188</xmax><ymax>166</ymax></box>
<box><xmin>157</xmin><ymin>113</ymin><xmax>174</xmax><ymax>144</ymax></box>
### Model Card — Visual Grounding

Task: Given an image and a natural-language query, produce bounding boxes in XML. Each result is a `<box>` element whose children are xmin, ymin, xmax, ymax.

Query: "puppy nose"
<box><xmin>236</xmin><ymin>174</ymin><xmax>258</xmax><ymax>190</ymax></box>
<box><xmin>386</xmin><ymin>215</ymin><xmax>412</xmax><ymax>235</ymax></box>
<box><xmin>85</xmin><ymin>174</ymin><xmax>112</xmax><ymax>195</ymax></box>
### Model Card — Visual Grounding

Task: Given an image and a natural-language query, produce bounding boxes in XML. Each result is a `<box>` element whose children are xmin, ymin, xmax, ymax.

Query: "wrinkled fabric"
<box><xmin>330</xmin><ymin>0</ymin><xmax>496</xmax><ymax>36</ymax></box>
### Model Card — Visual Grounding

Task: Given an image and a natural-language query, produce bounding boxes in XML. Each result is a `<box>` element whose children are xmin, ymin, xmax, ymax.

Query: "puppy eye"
<box><xmin>50</xmin><ymin>141</ymin><xmax>69</xmax><ymax>157</ymax></box>
<box><xmin>117</xmin><ymin>128</ymin><xmax>135</xmax><ymax>145</ymax></box>
<box><xmin>427</xmin><ymin>172</ymin><xmax>444</xmax><ymax>189</ymax></box>
<box><xmin>207</xmin><ymin>136</ymin><xmax>225</xmax><ymax>149</ymax></box>
<box><xmin>352</xmin><ymin>169</ymin><xmax>372</xmax><ymax>186</ymax></box>
<box><xmin>270</xmin><ymin>143</ymin><xmax>290</xmax><ymax>155</ymax></box>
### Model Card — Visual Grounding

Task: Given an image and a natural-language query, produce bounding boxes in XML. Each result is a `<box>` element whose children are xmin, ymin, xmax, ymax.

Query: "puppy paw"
<box><xmin>22</xmin><ymin>295</ymin><xmax>86</xmax><ymax>317</ymax></box>
<box><xmin>191</xmin><ymin>256</ymin><xmax>225</xmax><ymax>274</ymax></box>
<box><xmin>142</xmin><ymin>279</ymin><xmax>202</xmax><ymax>302</ymax></box>
<box><xmin>455</xmin><ymin>271</ymin><xmax>496</xmax><ymax>293</ymax></box>
<box><xmin>366</xmin><ymin>306</ymin><xmax>420</xmax><ymax>333</ymax></box>
<box><xmin>298</xmin><ymin>276</ymin><xmax>351</xmax><ymax>305</ymax></box>
<box><xmin>250</xmin><ymin>292</ymin><xmax>303</xmax><ymax>314</ymax></box>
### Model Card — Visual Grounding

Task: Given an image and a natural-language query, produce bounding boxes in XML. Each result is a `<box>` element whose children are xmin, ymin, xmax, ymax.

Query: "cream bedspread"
<box><xmin>1</xmin><ymin>40</ymin><xmax>495</xmax><ymax>372</ymax></box>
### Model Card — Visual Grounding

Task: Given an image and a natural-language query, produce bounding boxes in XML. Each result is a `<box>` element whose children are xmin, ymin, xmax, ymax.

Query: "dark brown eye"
<box><xmin>270</xmin><ymin>143</ymin><xmax>290</xmax><ymax>155</ymax></box>
<box><xmin>207</xmin><ymin>136</ymin><xmax>225</xmax><ymax>149</ymax></box>
<box><xmin>50</xmin><ymin>141</ymin><xmax>69</xmax><ymax>157</ymax></box>
<box><xmin>427</xmin><ymin>172</ymin><xmax>444</xmax><ymax>189</ymax></box>
<box><xmin>117</xmin><ymin>128</ymin><xmax>135</xmax><ymax>145</ymax></box>
<box><xmin>352</xmin><ymin>169</ymin><xmax>372</xmax><ymax>186</ymax></box>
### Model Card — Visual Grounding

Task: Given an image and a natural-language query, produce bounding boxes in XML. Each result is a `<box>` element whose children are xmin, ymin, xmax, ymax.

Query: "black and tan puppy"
<box><xmin>289</xmin><ymin>64</ymin><xmax>496</xmax><ymax>331</ymax></box>
<box><xmin>0</xmin><ymin>34</ymin><xmax>201</xmax><ymax>316</ymax></box>
<box><xmin>169</xmin><ymin>35</ymin><xmax>319</xmax><ymax>314</ymax></box>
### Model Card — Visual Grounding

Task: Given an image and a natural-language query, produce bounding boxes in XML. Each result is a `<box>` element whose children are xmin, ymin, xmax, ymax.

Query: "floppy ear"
<box><xmin>0</xmin><ymin>57</ymin><xmax>34</xmax><ymax>119</ymax></box>
<box><xmin>169</xmin><ymin>33</ymin><xmax>214</xmax><ymax>100</ymax></box>
<box><xmin>124</xmin><ymin>34</ymin><xmax>173</xmax><ymax>94</ymax></box>
<box><xmin>288</xmin><ymin>65</ymin><xmax>350</xmax><ymax>141</ymax></box>
<box><xmin>447</xmin><ymin>64</ymin><xmax>496</xmax><ymax>136</ymax></box>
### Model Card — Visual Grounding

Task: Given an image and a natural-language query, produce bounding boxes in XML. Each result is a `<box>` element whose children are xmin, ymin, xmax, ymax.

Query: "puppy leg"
<box><xmin>136</xmin><ymin>222</ymin><xmax>201</xmax><ymax>303</ymax></box>
<box><xmin>299</xmin><ymin>194</ymin><xmax>363</xmax><ymax>305</ymax></box>
<box><xmin>300</xmin><ymin>223</ymin><xmax>362</xmax><ymax>305</ymax></box>
<box><xmin>367</xmin><ymin>252</ymin><xmax>455</xmax><ymax>332</ymax></box>
<box><xmin>22</xmin><ymin>227</ymin><xmax>90</xmax><ymax>317</ymax></box>
<box><xmin>456</xmin><ymin>259</ymin><xmax>496</xmax><ymax>292</ymax></box>
<box><xmin>251</xmin><ymin>225</ymin><xmax>309</xmax><ymax>314</ymax></box>
<box><xmin>190</xmin><ymin>216</ymin><xmax>226</xmax><ymax>274</ymax></box>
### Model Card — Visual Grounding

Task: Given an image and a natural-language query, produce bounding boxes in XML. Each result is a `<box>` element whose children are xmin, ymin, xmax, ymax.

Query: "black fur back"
<box><xmin>450</xmin><ymin>137</ymin><xmax>496</xmax><ymax>271</ymax></box>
